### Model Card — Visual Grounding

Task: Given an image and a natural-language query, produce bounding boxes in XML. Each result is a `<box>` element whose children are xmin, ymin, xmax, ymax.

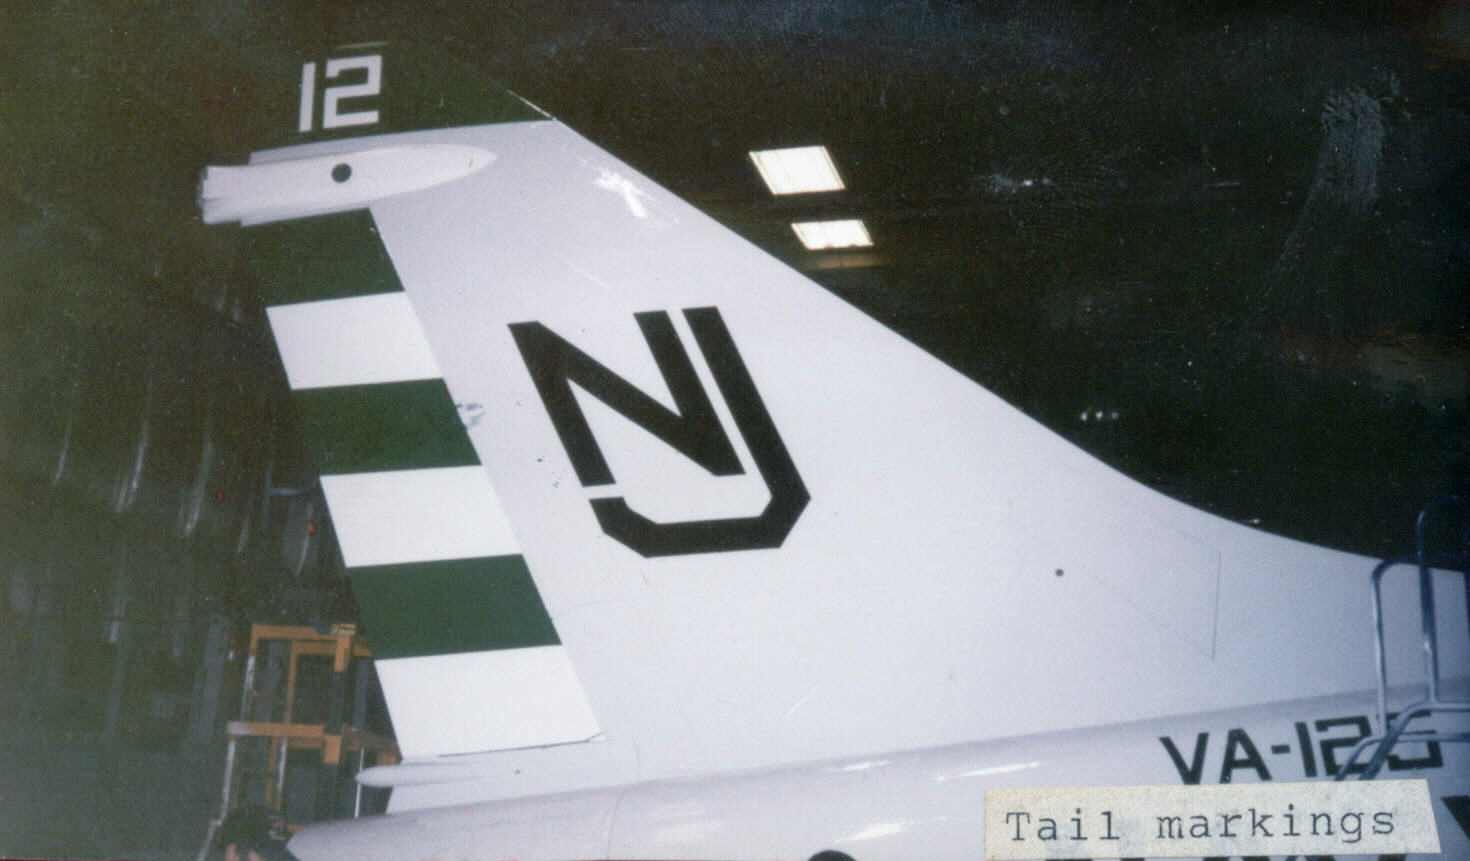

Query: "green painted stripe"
<box><xmin>294</xmin><ymin>380</ymin><xmax>479</xmax><ymax>475</ymax></box>
<box><xmin>248</xmin><ymin>210</ymin><xmax>403</xmax><ymax>306</ymax></box>
<box><xmin>350</xmin><ymin>555</ymin><xmax>560</xmax><ymax>659</ymax></box>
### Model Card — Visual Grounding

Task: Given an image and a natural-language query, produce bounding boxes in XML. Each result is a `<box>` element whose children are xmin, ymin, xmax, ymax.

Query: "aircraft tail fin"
<box><xmin>203</xmin><ymin>43</ymin><xmax>1469</xmax><ymax>777</ymax></box>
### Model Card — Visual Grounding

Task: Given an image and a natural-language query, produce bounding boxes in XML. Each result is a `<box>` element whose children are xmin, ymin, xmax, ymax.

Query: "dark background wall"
<box><xmin>0</xmin><ymin>2</ymin><xmax>1466</xmax><ymax>857</ymax></box>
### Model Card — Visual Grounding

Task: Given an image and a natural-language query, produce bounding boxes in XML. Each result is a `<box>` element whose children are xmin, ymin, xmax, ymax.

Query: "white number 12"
<box><xmin>298</xmin><ymin>55</ymin><xmax>382</xmax><ymax>133</ymax></box>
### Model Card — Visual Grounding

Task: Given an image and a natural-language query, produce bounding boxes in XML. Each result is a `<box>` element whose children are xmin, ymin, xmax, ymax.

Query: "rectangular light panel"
<box><xmin>792</xmin><ymin>219</ymin><xmax>873</xmax><ymax>250</ymax></box>
<box><xmin>749</xmin><ymin>146</ymin><xmax>845</xmax><ymax>195</ymax></box>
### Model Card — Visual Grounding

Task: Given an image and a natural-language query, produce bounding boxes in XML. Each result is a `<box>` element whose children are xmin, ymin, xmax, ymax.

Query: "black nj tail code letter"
<box><xmin>510</xmin><ymin>307</ymin><xmax>809</xmax><ymax>557</ymax></box>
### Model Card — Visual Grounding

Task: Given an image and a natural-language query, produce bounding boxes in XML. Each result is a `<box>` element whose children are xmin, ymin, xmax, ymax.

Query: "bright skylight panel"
<box><xmin>749</xmin><ymin>146</ymin><xmax>845</xmax><ymax>195</ymax></box>
<box><xmin>791</xmin><ymin>219</ymin><xmax>873</xmax><ymax>250</ymax></box>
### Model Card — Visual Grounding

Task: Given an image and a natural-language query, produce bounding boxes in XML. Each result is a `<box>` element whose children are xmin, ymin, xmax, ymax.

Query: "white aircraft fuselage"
<box><xmin>290</xmin><ymin>685</ymin><xmax>1470</xmax><ymax>860</ymax></box>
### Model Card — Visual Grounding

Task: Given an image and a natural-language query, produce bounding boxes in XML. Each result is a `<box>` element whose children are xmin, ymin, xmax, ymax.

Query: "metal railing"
<box><xmin>1335</xmin><ymin>496</ymin><xmax>1470</xmax><ymax>780</ymax></box>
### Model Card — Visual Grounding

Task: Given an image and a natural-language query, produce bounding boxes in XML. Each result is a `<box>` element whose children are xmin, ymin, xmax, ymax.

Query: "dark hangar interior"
<box><xmin>0</xmin><ymin>2</ymin><xmax>1466</xmax><ymax>858</ymax></box>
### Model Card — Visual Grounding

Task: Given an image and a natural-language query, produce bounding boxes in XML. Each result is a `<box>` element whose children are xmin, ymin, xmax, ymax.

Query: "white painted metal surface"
<box><xmin>375</xmin><ymin>646</ymin><xmax>600</xmax><ymax>758</ymax></box>
<box><xmin>321</xmin><ymin>467</ymin><xmax>520</xmax><ymax>567</ymax></box>
<box><xmin>292</xmin><ymin>685</ymin><xmax>1470</xmax><ymax>860</ymax></box>
<box><xmin>267</xmin><ymin>293</ymin><xmax>442</xmax><ymax>390</ymax></box>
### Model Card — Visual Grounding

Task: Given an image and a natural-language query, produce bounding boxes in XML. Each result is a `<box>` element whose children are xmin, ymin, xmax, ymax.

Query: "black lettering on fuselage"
<box><xmin>1161</xmin><ymin>732</ymin><xmax>1209</xmax><ymax>784</ymax></box>
<box><xmin>1220</xmin><ymin>727</ymin><xmax>1271</xmax><ymax>783</ymax></box>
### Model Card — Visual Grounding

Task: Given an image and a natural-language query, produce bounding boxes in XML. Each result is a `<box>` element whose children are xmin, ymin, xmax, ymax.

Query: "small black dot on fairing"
<box><xmin>331</xmin><ymin>163</ymin><xmax>352</xmax><ymax>183</ymax></box>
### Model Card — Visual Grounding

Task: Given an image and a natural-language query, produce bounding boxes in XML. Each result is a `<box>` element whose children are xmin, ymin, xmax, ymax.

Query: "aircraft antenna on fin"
<box><xmin>200</xmin><ymin>145</ymin><xmax>494</xmax><ymax>226</ymax></box>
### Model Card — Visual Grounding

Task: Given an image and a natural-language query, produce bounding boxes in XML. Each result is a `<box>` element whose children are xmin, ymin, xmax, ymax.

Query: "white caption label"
<box><xmin>985</xmin><ymin>780</ymin><xmax>1440</xmax><ymax>859</ymax></box>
